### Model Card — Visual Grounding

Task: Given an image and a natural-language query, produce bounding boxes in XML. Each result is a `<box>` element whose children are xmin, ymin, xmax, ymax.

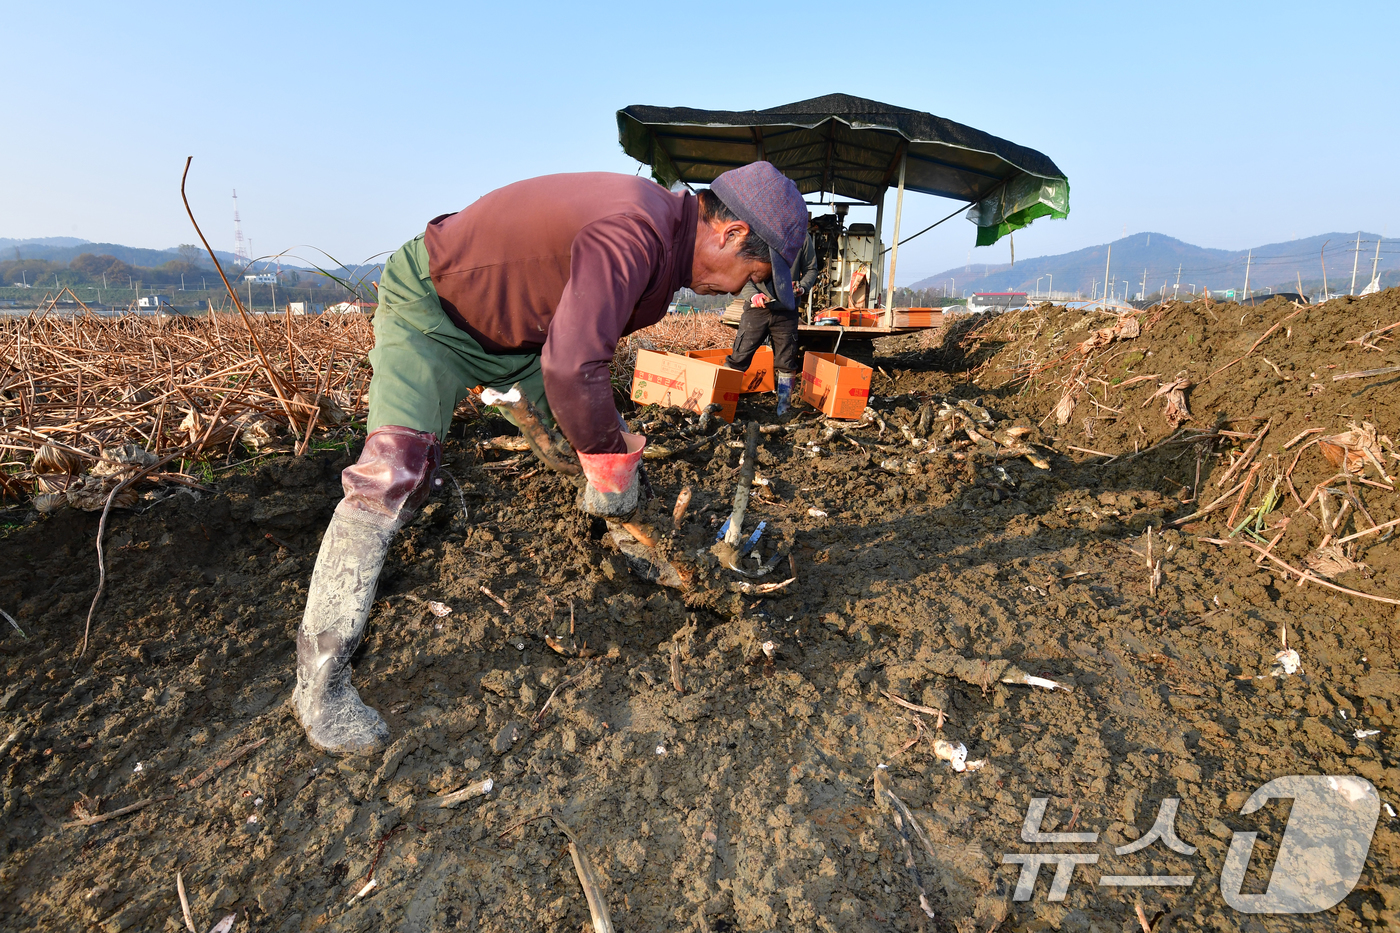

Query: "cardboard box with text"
<box><xmin>631</xmin><ymin>350</ymin><xmax>743</xmax><ymax>422</ymax></box>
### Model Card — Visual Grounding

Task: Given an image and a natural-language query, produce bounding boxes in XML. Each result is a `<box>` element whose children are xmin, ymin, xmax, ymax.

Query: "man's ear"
<box><xmin>718</xmin><ymin>220</ymin><xmax>750</xmax><ymax>251</ymax></box>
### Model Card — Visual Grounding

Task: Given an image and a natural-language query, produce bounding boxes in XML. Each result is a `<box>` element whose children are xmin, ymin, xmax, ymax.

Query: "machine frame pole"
<box><xmin>872</xmin><ymin>192</ymin><xmax>885</xmax><ymax>318</ymax></box>
<box><xmin>884</xmin><ymin>154</ymin><xmax>907</xmax><ymax>326</ymax></box>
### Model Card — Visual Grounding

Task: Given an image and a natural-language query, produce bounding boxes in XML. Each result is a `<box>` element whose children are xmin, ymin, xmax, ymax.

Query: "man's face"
<box><xmin>690</xmin><ymin>219</ymin><xmax>772</xmax><ymax>295</ymax></box>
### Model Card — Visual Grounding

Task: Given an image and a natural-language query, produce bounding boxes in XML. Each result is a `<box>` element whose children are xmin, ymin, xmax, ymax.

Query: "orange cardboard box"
<box><xmin>683</xmin><ymin>345</ymin><xmax>775</xmax><ymax>393</ymax></box>
<box><xmin>800</xmin><ymin>351</ymin><xmax>872</xmax><ymax>419</ymax></box>
<box><xmin>631</xmin><ymin>349</ymin><xmax>744</xmax><ymax>422</ymax></box>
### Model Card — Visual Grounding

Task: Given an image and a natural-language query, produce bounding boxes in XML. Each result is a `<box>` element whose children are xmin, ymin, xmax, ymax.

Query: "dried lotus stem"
<box><xmin>551</xmin><ymin>814</ymin><xmax>615</xmax><ymax>933</ymax></box>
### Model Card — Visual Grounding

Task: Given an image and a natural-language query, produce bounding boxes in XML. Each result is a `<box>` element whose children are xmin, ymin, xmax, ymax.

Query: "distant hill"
<box><xmin>2</xmin><ymin>239</ymin><xmax>256</xmax><ymax>271</ymax></box>
<box><xmin>0</xmin><ymin>237</ymin><xmax>331</xmax><ymax>273</ymax></box>
<box><xmin>0</xmin><ymin>236</ymin><xmax>91</xmax><ymax>249</ymax></box>
<box><xmin>909</xmin><ymin>232</ymin><xmax>1395</xmax><ymax>300</ymax></box>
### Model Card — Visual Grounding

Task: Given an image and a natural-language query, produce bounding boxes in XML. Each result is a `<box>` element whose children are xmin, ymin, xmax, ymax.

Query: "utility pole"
<box><xmin>1370</xmin><ymin>237</ymin><xmax>1382</xmax><ymax>289</ymax></box>
<box><xmin>1174</xmin><ymin>264</ymin><xmax>1182</xmax><ymax>299</ymax></box>
<box><xmin>233</xmin><ymin>190</ymin><xmax>250</xmax><ymax>264</ymax></box>
<box><xmin>1350</xmin><ymin>232</ymin><xmax>1362</xmax><ymax>295</ymax></box>
<box><xmin>1103</xmin><ymin>245</ymin><xmax>1112</xmax><ymax>307</ymax></box>
<box><xmin>1140</xmin><ymin>267</ymin><xmax>1148</xmax><ymax>302</ymax></box>
<box><xmin>1046</xmin><ymin>273</ymin><xmax>1052</xmax><ymax>298</ymax></box>
<box><xmin>1297</xmin><ymin>272</ymin><xmax>1305</xmax><ymax>300</ymax></box>
<box><xmin>1243</xmin><ymin>249</ymin><xmax>1252</xmax><ymax>301</ymax></box>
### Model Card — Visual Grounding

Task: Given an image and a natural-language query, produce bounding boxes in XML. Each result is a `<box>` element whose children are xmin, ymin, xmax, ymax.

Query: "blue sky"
<box><xmin>3</xmin><ymin>1</ymin><xmax>1396</xmax><ymax>284</ymax></box>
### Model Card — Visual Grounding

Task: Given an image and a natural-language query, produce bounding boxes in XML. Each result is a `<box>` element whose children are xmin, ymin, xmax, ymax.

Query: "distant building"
<box><xmin>138</xmin><ymin>295</ymin><xmax>173</xmax><ymax>310</ymax></box>
<box><xmin>967</xmin><ymin>292</ymin><xmax>1028</xmax><ymax>313</ymax></box>
<box><xmin>327</xmin><ymin>300</ymin><xmax>376</xmax><ymax>314</ymax></box>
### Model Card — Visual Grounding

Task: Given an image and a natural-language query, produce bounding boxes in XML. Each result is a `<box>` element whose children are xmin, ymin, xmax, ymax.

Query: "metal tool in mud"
<box><xmin>710</xmin><ymin>421</ymin><xmax>788</xmax><ymax>578</ymax></box>
<box><xmin>478</xmin><ymin>384</ymin><xmax>690</xmax><ymax>588</ymax></box>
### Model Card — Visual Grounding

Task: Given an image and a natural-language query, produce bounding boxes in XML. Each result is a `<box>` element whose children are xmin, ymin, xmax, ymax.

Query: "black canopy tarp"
<box><xmin>617</xmin><ymin>93</ymin><xmax>1068</xmax><ymax>245</ymax></box>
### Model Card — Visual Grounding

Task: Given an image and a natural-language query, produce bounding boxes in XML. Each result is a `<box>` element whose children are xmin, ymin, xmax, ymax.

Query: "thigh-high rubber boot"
<box><xmin>292</xmin><ymin>426</ymin><xmax>440</xmax><ymax>755</ymax></box>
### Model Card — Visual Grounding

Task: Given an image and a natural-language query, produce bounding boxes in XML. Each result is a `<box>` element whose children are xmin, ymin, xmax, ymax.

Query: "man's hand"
<box><xmin>792</xmin><ymin>282</ymin><xmax>804</xmax><ymax>298</ymax></box>
<box><xmin>751</xmin><ymin>293</ymin><xmax>767</xmax><ymax>309</ymax></box>
<box><xmin>577</xmin><ymin>432</ymin><xmax>646</xmax><ymax>517</ymax></box>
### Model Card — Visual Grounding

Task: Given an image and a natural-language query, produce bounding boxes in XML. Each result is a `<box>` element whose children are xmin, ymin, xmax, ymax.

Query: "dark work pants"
<box><xmin>726</xmin><ymin>304</ymin><xmax>800</xmax><ymax>374</ymax></box>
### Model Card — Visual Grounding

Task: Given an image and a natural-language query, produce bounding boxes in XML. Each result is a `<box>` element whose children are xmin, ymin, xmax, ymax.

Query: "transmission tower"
<box><xmin>232</xmin><ymin>189</ymin><xmax>250</xmax><ymax>264</ymax></box>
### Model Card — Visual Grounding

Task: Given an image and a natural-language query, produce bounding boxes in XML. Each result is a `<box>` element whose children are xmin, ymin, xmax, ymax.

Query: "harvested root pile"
<box><xmin>957</xmin><ymin>288</ymin><xmax>1400</xmax><ymax>606</ymax></box>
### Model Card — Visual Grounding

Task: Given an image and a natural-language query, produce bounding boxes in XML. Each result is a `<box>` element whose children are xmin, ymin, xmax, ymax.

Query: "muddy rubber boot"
<box><xmin>292</xmin><ymin>426</ymin><xmax>440</xmax><ymax>756</ymax></box>
<box><xmin>775</xmin><ymin>371</ymin><xmax>795</xmax><ymax>416</ymax></box>
<box><xmin>293</xmin><ymin>510</ymin><xmax>395</xmax><ymax>755</ymax></box>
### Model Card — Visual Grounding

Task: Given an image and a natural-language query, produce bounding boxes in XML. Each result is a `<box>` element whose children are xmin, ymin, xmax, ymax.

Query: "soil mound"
<box><xmin>1</xmin><ymin>293</ymin><xmax>1398</xmax><ymax>932</ymax></box>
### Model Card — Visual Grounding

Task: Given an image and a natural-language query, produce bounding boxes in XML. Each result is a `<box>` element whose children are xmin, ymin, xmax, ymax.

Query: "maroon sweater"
<box><xmin>424</xmin><ymin>173</ymin><xmax>697</xmax><ymax>454</ymax></box>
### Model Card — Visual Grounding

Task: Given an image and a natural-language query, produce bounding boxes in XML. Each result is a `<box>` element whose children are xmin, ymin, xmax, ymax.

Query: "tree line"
<box><xmin>891</xmin><ymin>287</ymin><xmax>966</xmax><ymax>308</ymax></box>
<box><xmin>1</xmin><ymin>246</ymin><xmax>334</xmax><ymax>292</ymax></box>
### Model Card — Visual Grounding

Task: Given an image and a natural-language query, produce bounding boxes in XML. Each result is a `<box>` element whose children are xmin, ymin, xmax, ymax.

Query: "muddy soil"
<box><xmin>2</xmin><ymin>292</ymin><xmax>1399</xmax><ymax>932</ymax></box>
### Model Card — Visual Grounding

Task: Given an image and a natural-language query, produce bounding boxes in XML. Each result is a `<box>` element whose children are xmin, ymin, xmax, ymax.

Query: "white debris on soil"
<box><xmin>932</xmin><ymin>738</ymin><xmax>984</xmax><ymax>773</ymax></box>
<box><xmin>807</xmin><ymin>508</ymin><xmax>828</xmax><ymax>518</ymax></box>
<box><xmin>1327</xmin><ymin>776</ymin><xmax>1376</xmax><ymax>804</ymax></box>
<box><xmin>1015</xmin><ymin>674</ymin><xmax>1071</xmax><ymax>691</ymax></box>
<box><xmin>427</xmin><ymin>601</ymin><xmax>453</xmax><ymax>617</ymax></box>
<box><xmin>1354</xmin><ymin>729</ymin><xmax>1381</xmax><ymax>739</ymax></box>
<box><xmin>1271</xmin><ymin>648</ymin><xmax>1301</xmax><ymax>677</ymax></box>
<box><xmin>207</xmin><ymin>916</ymin><xmax>237</xmax><ymax>933</ymax></box>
